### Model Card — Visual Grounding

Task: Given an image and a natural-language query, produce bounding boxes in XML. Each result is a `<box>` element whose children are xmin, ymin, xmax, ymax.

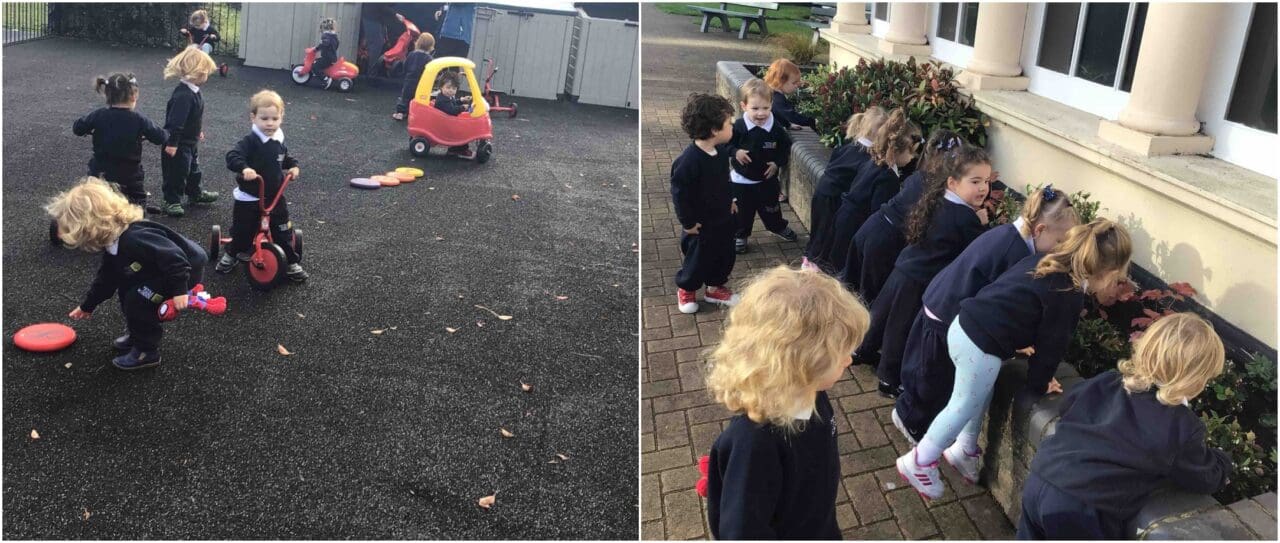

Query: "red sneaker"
<box><xmin>704</xmin><ymin>285</ymin><xmax>739</xmax><ymax>307</ymax></box>
<box><xmin>677</xmin><ymin>288</ymin><xmax>699</xmax><ymax>314</ymax></box>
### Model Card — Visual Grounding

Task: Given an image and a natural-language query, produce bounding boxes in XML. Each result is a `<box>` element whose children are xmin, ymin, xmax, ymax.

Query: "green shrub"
<box><xmin>765</xmin><ymin>33</ymin><xmax>825</xmax><ymax>66</ymax></box>
<box><xmin>53</xmin><ymin>3</ymin><xmax>202</xmax><ymax>49</ymax></box>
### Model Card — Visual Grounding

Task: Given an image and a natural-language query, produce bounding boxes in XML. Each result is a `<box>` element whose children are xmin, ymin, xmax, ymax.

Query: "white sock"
<box><xmin>916</xmin><ymin>440</ymin><xmax>944</xmax><ymax>465</ymax></box>
<box><xmin>955</xmin><ymin>431</ymin><xmax>980</xmax><ymax>455</ymax></box>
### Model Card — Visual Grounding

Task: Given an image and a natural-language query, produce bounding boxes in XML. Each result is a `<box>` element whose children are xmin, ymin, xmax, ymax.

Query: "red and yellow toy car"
<box><xmin>406</xmin><ymin>57</ymin><xmax>494</xmax><ymax>163</ymax></box>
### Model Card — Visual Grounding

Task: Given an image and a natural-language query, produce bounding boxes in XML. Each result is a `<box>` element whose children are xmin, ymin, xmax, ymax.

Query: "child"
<box><xmin>726</xmin><ymin>78</ymin><xmax>797</xmax><ymax>254</ymax></box>
<box><xmin>47</xmin><ymin>177</ymin><xmax>207</xmax><ymax>370</ymax></box>
<box><xmin>847</xmin><ymin>130</ymin><xmax>963</xmax><ymax>301</ymax></box>
<box><xmin>827</xmin><ymin>108</ymin><xmax>921</xmax><ymax>275</ymax></box>
<box><xmin>1018</xmin><ymin>313</ymin><xmax>1232</xmax><ymax>539</ymax></box>
<box><xmin>312</xmin><ymin>17</ymin><xmax>340</xmax><ymax>89</ymax></box>
<box><xmin>73</xmin><ymin>73</ymin><xmax>168</xmax><ymax>210</ymax></box>
<box><xmin>802</xmin><ymin>106</ymin><xmax>887</xmax><ymax>274</ymax></box>
<box><xmin>764</xmin><ymin>58</ymin><xmax>814</xmax><ymax>130</ymax></box>
<box><xmin>219</xmin><ymin>90</ymin><xmax>307</xmax><ymax>282</ymax></box>
<box><xmin>858</xmin><ymin>143</ymin><xmax>991</xmax><ymax>398</ymax></box>
<box><xmin>705</xmin><ymin>266</ymin><xmax>870</xmax><ymax>539</ymax></box>
<box><xmin>179</xmin><ymin>9</ymin><xmax>219</xmax><ymax>55</ymax></box>
<box><xmin>433</xmin><ymin>71</ymin><xmax>476</xmax><ymax>159</ymax></box>
<box><xmin>896</xmin><ymin>219</ymin><xmax>1133</xmax><ymax>500</ymax></box>
<box><xmin>894</xmin><ymin>185</ymin><xmax>1079</xmax><ymax>444</ymax></box>
<box><xmin>671</xmin><ymin>93</ymin><xmax>738</xmax><ymax>314</ymax></box>
<box><xmin>392</xmin><ymin>31</ymin><xmax>435</xmax><ymax>121</ymax></box>
<box><xmin>160</xmin><ymin>45</ymin><xmax>220</xmax><ymax>217</ymax></box>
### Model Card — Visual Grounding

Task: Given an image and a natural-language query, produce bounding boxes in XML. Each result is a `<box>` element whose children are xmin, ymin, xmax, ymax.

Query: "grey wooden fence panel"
<box><xmin>572</xmin><ymin>17</ymin><xmax>639</xmax><ymax>108</ymax></box>
<box><xmin>240</xmin><ymin>2</ymin><xmax>359</xmax><ymax>70</ymax></box>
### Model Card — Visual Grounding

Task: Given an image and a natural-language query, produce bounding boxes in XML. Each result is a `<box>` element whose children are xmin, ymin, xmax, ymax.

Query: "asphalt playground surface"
<box><xmin>2</xmin><ymin>39</ymin><xmax>639</xmax><ymax>539</ymax></box>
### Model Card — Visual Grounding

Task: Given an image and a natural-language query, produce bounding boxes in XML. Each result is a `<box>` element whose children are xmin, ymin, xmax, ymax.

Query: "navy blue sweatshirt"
<box><xmin>403</xmin><ymin>49</ymin><xmax>432</xmax><ymax>87</ymax></box>
<box><xmin>433</xmin><ymin>94</ymin><xmax>467</xmax><ymax>116</ymax></box>
<box><xmin>708</xmin><ymin>392</ymin><xmax>841</xmax><ymax>540</ymax></box>
<box><xmin>842</xmin><ymin>162</ymin><xmax>902</xmax><ymax>224</ymax></box>
<box><xmin>186</xmin><ymin>23</ymin><xmax>219</xmax><ymax>45</ymax></box>
<box><xmin>923</xmin><ymin>223</ymin><xmax>1034</xmax><ymax>323</ymax></box>
<box><xmin>80</xmin><ymin>221</ymin><xmax>201</xmax><ymax>312</ymax></box>
<box><xmin>813</xmin><ymin>142</ymin><xmax>871</xmax><ymax>198</ymax></box>
<box><xmin>893</xmin><ymin>198</ymin><xmax>986</xmax><ymax>284</ymax></box>
<box><xmin>317</xmin><ymin>32</ymin><xmax>339</xmax><ymax>63</ymax></box>
<box><xmin>879</xmin><ymin>170</ymin><xmax>926</xmax><ymax>228</ymax></box>
<box><xmin>771</xmin><ymin>90</ymin><xmax>815</xmax><ymax>128</ymax></box>
<box><xmin>958</xmin><ymin>253</ymin><xmax>1088</xmax><ymax>393</ymax></box>
<box><xmin>725</xmin><ymin>116</ymin><xmax>792</xmax><ymax>182</ymax></box>
<box><xmin>1031</xmin><ymin>370</ymin><xmax>1232</xmax><ymax>520</ymax></box>
<box><xmin>163</xmin><ymin>83</ymin><xmax>203</xmax><ymax>147</ymax></box>
<box><xmin>225</xmin><ymin>130</ymin><xmax>299</xmax><ymax>203</ymax></box>
<box><xmin>73</xmin><ymin>107</ymin><xmax>168</xmax><ymax>175</ymax></box>
<box><xmin>670</xmin><ymin>143</ymin><xmax>733</xmax><ymax>230</ymax></box>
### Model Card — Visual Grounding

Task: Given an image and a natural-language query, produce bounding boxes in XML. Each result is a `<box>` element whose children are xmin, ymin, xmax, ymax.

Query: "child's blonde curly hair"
<box><xmin>1118</xmin><ymin>312</ymin><xmax>1225</xmax><ymax>406</ymax></box>
<box><xmin>163</xmin><ymin>45</ymin><xmax>218</xmax><ymax>81</ymax></box>
<box><xmin>45</xmin><ymin>177</ymin><xmax>143</xmax><ymax>252</ymax></box>
<box><xmin>706</xmin><ymin>266</ymin><xmax>870</xmax><ymax>430</ymax></box>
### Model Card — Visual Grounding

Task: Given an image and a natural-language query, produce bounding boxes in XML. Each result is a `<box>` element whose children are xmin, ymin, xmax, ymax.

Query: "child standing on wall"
<box><xmin>392</xmin><ymin>32</ymin><xmax>436</xmax><ymax>121</ymax></box>
<box><xmin>727</xmin><ymin>78</ymin><xmax>797</xmax><ymax>255</ymax></box>
<box><xmin>1018</xmin><ymin>313</ymin><xmax>1233</xmax><ymax>539</ymax></box>
<box><xmin>73</xmin><ymin>73</ymin><xmax>168</xmax><ymax>211</ymax></box>
<box><xmin>160</xmin><ymin>46</ymin><xmax>220</xmax><ymax>217</ymax></box>
<box><xmin>671</xmin><ymin>93</ymin><xmax>739</xmax><ymax>314</ymax></box>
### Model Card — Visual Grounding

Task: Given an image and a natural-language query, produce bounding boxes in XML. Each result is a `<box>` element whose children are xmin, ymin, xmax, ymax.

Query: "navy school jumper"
<box><xmin>895</xmin><ymin>222</ymin><xmax>1036</xmax><ymax>442</ymax></box>
<box><xmin>845</xmin><ymin>170</ymin><xmax>926</xmax><ymax>300</ymax></box>
<box><xmin>828</xmin><ymin>161</ymin><xmax>901</xmax><ymax>277</ymax></box>
<box><xmin>806</xmin><ymin>140</ymin><xmax>871</xmax><ymax>273</ymax></box>
<box><xmin>725</xmin><ymin>114</ymin><xmax>792</xmax><ymax>240</ymax></box>
<box><xmin>671</xmin><ymin>142</ymin><xmax>736</xmax><ymax>291</ymax></box>
<box><xmin>160</xmin><ymin>82</ymin><xmax>206</xmax><ymax>204</ymax></box>
<box><xmin>225</xmin><ymin>127</ymin><xmax>301</xmax><ymax>262</ymax></box>
<box><xmin>771</xmin><ymin>89</ymin><xmax>815</xmax><ymax>129</ymax></box>
<box><xmin>73</xmin><ymin>107</ymin><xmax>168</xmax><ymax>204</ymax></box>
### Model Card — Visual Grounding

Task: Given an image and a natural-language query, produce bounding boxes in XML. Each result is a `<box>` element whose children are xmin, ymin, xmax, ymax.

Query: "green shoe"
<box><xmin>187</xmin><ymin>190</ymin><xmax>219</xmax><ymax>205</ymax></box>
<box><xmin>164</xmin><ymin>202</ymin><xmax>186</xmax><ymax>217</ymax></box>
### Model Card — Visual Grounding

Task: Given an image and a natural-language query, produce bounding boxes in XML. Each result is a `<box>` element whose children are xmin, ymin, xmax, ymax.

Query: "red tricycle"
<box><xmin>407</xmin><ymin>57</ymin><xmax>494</xmax><ymax>164</ymax></box>
<box><xmin>482</xmin><ymin>58</ymin><xmax>517</xmax><ymax>118</ymax></box>
<box><xmin>376</xmin><ymin>13</ymin><xmax>421</xmax><ymax>79</ymax></box>
<box><xmin>209</xmin><ymin>173</ymin><xmax>303</xmax><ymax>291</ymax></box>
<box><xmin>181</xmin><ymin>28</ymin><xmax>230</xmax><ymax>77</ymax></box>
<box><xmin>291</xmin><ymin>47</ymin><xmax>359</xmax><ymax>92</ymax></box>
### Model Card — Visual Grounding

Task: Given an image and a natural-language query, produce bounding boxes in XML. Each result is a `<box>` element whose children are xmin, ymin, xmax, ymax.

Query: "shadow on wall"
<box><xmin>1119</xmin><ymin>212</ymin><xmax>1213</xmax><ymax>300</ymax></box>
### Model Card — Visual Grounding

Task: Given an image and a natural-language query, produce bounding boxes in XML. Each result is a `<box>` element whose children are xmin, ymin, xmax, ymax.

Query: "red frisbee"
<box><xmin>13</xmin><ymin>323</ymin><xmax>76</xmax><ymax>352</ymax></box>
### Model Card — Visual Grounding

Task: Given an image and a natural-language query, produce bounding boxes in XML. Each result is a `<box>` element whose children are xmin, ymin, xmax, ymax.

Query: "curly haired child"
<box><xmin>671</xmin><ymin>93</ymin><xmax>739</xmax><ymax>314</ymax></box>
<box><xmin>73</xmin><ymin>73</ymin><xmax>168</xmax><ymax>210</ymax></box>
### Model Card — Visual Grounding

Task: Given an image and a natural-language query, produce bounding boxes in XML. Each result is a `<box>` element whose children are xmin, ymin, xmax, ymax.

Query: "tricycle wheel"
<box><xmin>48</xmin><ymin>219</ymin><xmax>61</xmax><ymax>245</ymax></box>
<box><xmin>209</xmin><ymin>225</ymin><xmax>222</xmax><ymax>263</ymax></box>
<box><xmin>509</xmin><ymin>103</ymin><xmax>518</xmax><ymax>118</ymax></box>
<box><xmin>291</xmin><ymin>66</ymin><xmax>310</xmax><ymax>85</ymax></box>
<box><xmin>337</xmin><ymin>78</ymin><xmax>354</xmax><ymax>93</ymax></box>
<box><xmin>293</xmin><ymin>229</ymin><xmax>303</xmax><ymax>263</ymax></box>
<box><xmin>410</xmin><ymin>137</ymin><xmax>431</xmax><ymax>158</ymax></box>
<box><xmin>246</xmin><ymin>241</ymin><xmax>287</xmax><ymax>291</ymax></box>
<box><xmin>476</xmin><ymin>140</ymin><xmax>493</xmax><ymax>164</ymax></box>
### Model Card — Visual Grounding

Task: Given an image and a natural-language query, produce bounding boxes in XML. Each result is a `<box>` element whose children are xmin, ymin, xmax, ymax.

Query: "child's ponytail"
<box><xmin>843</xmin><ymin>105</ymin><xmax>888</xmax><ymax>144</ymax></box>
<box><xmin>870</xmin><ymin>108</ymin><xmax>920</xmax><ymax>168</ymax></box>
<box><xmin>1019</xmin><ymin>184</ymin><xmax>1080</xmax><ymax>238</ymax></box>
<box><xmin>93</xmin><ymin>73</ymin><xmax>138</xmax><ymax>106</ymax></box>
<box><xmin>904</xmin><ymin>142</ymin><xmax>989</xmax><ymax>245</ymax></box>
<box><xmin>1033</xmin><ymin>218</ymin><xmax>1132</xmax><ymax>291</ymax></box>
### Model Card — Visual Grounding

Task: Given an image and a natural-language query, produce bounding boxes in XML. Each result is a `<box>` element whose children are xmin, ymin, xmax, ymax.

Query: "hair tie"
<box><xmin>1043</xmin><ymin>184</ymin><xmax>1058</xmax><ymax>201</ymax></box>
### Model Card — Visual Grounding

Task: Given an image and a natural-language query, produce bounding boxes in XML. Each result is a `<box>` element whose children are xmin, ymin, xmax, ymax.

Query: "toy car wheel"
<box><xmin>209</xmin><ymin>225</ymin><xmax>222</xmax><ymax>263</ymax></box>
<box><xmin>48</xmin><ymin>219</ymin><xmax>61</xmax><ymax>245</ymax></box>
<box><xmin>292</xmin><ymin>229</ymin><xmax>303</xmax><ymax>263</ymax></box>
<box><xmin>410</xmin><ymin>137</ymin><xmax>431</xmax><ymax>158</ymax></box>
<box><xmin>291</xmin><ymin>66</ymin><xmax>310</xmax><ymax>85</ymax></box>
<box><xmin>509</xmin><ymin>103</ymin><xmax>518</xmax><ymax>118</ymax></box>
<box><xmin>337</xmin><ymin>78</ymin><xmax>354</xmax><ymax>93</ymax></box>
<box><xmin>476</xmin><ymin>140</ymin><xmax>493</xmax><ymax>164</ymax></box>
<box><xmin>246</xmin><ymin>241</ymin><xmax>287</xmax><ymax>291</ymax></box>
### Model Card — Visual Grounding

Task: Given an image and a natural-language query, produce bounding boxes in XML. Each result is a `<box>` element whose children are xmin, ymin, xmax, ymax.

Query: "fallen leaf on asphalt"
<box><xmin>82</xmin><ymin>508</ymin><xmax>91</xmax><ymax>521</ymax></box>
<box><xmin>557</xmin><ymin>453</ymin><xmax>570</xmax><ymax>461</ymax></box>
<box><xmin>390</xmin><ymin>326</ymin><xmax>398</xmax><ymax>330</ymax></box>
<box><xmin>316</xmin><ymin>220</ymin><xmax>325</xmax><ymax>224</ymax></box>
<box><xmin>555</xmin><ymin>295</ymin><xmax>569</xmax><ymax>300</ymax></box>
<box><xmin>428</xmin><ymin>187</ymin><xmax>436</xmax><ymax>191</ymax></box>
<box><xmin>499</xmin><ymin>428</ymin><xmax>515</xmax><ymax>438</ymax></box>
<box><xmin>435</xmin><ymin>236</ymin><xmax>445</xmax><ymax>241</ymax></box>
<box><xmin>476</xmin><ymin>320</ymin><xmax>486</xmax><ymax>327</ymax></box>
<box><xmin>520</xmin><ymin>382</ymin><xmax>533</xmax><ymax>392</ymax></box>
<box><xmin>297</xmin><ymin>313</ymin><xmax>305</xmax><ymax>319</ymax></box>
<box><xmin>511</xmin><ymin>194</ymin><xmax>521</xmax><ymax>201</ymax></box>
<box><xmin>277</xmin><ymin>344</ymin><xmax>293</xmax><ymax>356</ymax></box>
<box><xmin>30</xmin><ymin>429</ymin><xmax>40</xmax><ymax>440</ymax></box>
<box><xmin>475</xmin><ymin>304</ymin><xmax>513</xmax><ymax>320</ymax></box>
<box><xmin>478</xmin><ymin>494</ymin><xmax>496</xmax><ymax>509</ymax></box>
<box><xmin>371</xmin><ymin>329</ymin><xmax>385</xmax><ymax>335</ymax></box>
<box><xmin>64</xmin><ymin>363</ymin><xmax>72</xmax><ymax>369</ymax></box>
<box><xmin>446</xmin><ymin>327</ymin><xmax>458</xmax><ymax>333</ymax></box>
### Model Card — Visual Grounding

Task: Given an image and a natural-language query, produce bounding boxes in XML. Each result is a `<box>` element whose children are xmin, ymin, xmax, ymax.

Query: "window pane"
<box><xmin>1227</xmin><ymin>3</ymin><xmax>1278</xmax><ymax>133</ymax></box>
<box><xmin>937</xmin><ymin>2</ymin><xmax>958</xmax><ymax>41</ymax></box>
<box><xmin>1076</xmin><ymin>3</ymin><xmax>1130</xmax><ymax>86</ymax></box>
<box><xmin>960</xmin><ymin>3</ymin><xmax>980</xmax><ymax>46</ymax></box>
<box><xmin>1119</xmin><ymin>3</ymin><xmax>1148</xmax><ymax>92</ymax></box>
<box><xmin>875</xmin><ymin>3</ymin><xmax>888</xmax><ymax>21</ymax></box>
<box><xmin>1038</xmin><ymin>3</ymin><xmax>1081</xmax><ymax>74</ymax></box>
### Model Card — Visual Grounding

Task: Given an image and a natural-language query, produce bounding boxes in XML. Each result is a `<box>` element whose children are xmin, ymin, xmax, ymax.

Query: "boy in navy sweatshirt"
<box><xmin>179</xmin><ymin>9</ymin><xmax>219</xmax><ymax>54</ymax></box>
<box><xmin>726</xmin><ymin>78</ymin><xmax>796</xmax><ymax>254</ymax></box>
<box><xmin>312</xmin><ymin>17</ymin><xmax>340</xmax><ymax>89</ymax></box>
<box><xmin>393</xmin><ymin>32</ymin><xmax>435</xmax><ymax>121</ymax></box>
<box><xmin>1019</xmin><ymin>313</ymin><xmax>1232</xmax><ymax>539</ymax></box>
<box><xmin>74</xmin><ymin>73</ymin><xmax>168</xmax><ymax>210</ymax></box>
<box><xmin>220</xmin><ymin>90</ymin><xmax>306</xmax><ymax>282</ymax></box>
<box><xmin>48</xmin><ymin>177</ymin><xmax>207</xmax><ymax>370</ymax></box>
<box><xmin>670</xmin><ymin>93</ymin><xmax>739</xmax><ymax>314</ymax></box>
<box><xmin>432</xmin><ymin>71</ymin><xmax>476</xmax><ymax>159</ymax></box>
<box><xmin>160</xmin><ymin>46</ymin><xmax>220</xmax><ymax>217</ymax></box>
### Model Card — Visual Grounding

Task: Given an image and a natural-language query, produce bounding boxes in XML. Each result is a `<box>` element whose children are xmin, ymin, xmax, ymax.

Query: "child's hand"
<box><xmin>684</xmin><ymin>223</ymin><xmax>701</xmax><ymax>235</ymax></box>
<box><xmin>764</xmin><ymin>162</ymin><xmax>778</xmax><ymax>179</ymax></box>
<box><xmin>1016</xmin><ymin>345</ymin><xmax>1036</xmax><ymax>357</ymax></box>
<box><xmin>731</xmin><ymin>201</ymin><xmax>738</xmax><ymax>215</ymax></box>
<box><xmin>242</xmin><ymin>168</ymin><xmax>259</xmax><ymax>180</ymax></box>
<box><xmin>180</xmin><ymin>28</ymin><xmax>189</xmax><ymax>35</ymax></box>
<box><xmin>1046</xmin><ymin>378</ymin><xmax>1063</xmax><ymax>395</ymax></box>
<box><xmin>288</xmin><ymin>167</ymin><xmax>300</xmax><ymax>180</ymax></box>
<box><xmin>396</xmin><ymin>13</ymin><xmax>405</xmax><ymax>21</ymax></box>
<box><xmin>976</xmin><ymin>208</ymin><xmax>990</xmax><ymax>225</ymax></box>
<box><xmin>735</xmin><ymin>149</ymin><xmax>751</xmax><ymax>164</ymax></box>
<box><xmin>461</xmin><ymin>96</ymin><xmax>472</xmax><ymax>103</ymax></box>
<box><xmin>173</xmin><ymin>295</ymin><xmax>189</xmax><ymax>311</ymax></box>
<box><xmin>209</xmin><ymin>33</ymin><xmax>217</xmax><ymax>40</ymax></box>
<box><xmin>789</xmin><ymin>123</ymin><xmax>804</xmax><ymax>130</ymax></box>
<box><xmin>199</xmin><ymin>131</ymin><xmax>205</xmax><ymax>141</ymax></box>
<box><xmin>68</xmin><ymin>307</ymin><xmax>90</xmax><ymax>320</ymax></box>
<box><xmin>164</xmin><ymin>146</ymin><xmax>177</xmax><ymax>157</ymax></box>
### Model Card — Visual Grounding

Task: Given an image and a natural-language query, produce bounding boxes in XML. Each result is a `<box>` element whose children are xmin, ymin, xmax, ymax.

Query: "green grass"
<box><xmin>2</xmin><ymin>3</ymin><xmax>48</xmax><ymax>31</ymax></box>
<box><xmin>656</xmin><ymin>2</ymin><xmax>818</xmax><ymax>42</ymax></box>
<box><xmin>206</xmin><ymin>3</ymin><xmax>242</xmax><ymax>55</ymax></box>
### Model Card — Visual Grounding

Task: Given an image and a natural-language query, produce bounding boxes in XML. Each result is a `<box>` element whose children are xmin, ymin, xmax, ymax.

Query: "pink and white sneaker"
<box><xmin>800</xmin><ymin>257</ymin><xmax>821</xmax><ymax>272</ymax></box>
<box><xmin>896</xmin><ymin>448</ymin><xmax>944</xmax><ymax>500</ymax></box>
<box><xmin>704</xmin><ymin>285</ymin><xmax>739</xmax><ymax>307</ymax></box>
<box><xmin>943</xmin><ymin>442</ymin><xmax>983</xmax><ymax>485</ymax></box>
<box><xmin>677</xmin><ymin>288</ymin><xmax>699</xmax><ymax>314</ymax></box>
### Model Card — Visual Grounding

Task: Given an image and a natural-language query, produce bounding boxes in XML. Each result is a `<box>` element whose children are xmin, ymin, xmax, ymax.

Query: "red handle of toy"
<box><xmin>156</xmin><ymin>284</ymin><xmax>227</xmax><ymax>321</ymax></box>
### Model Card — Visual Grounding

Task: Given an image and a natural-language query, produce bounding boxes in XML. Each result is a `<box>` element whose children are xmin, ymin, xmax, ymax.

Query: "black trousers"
<box><xmin>856</xmin><ymin>269</ymin><xmax>926</xmax><ymax>388</ymax></box>
<box><xmin>119</xmin><ymin>250</ymin><xmax>206</xmax><ymax>353</ymax></box>
<box><xmin>804</xmin><ymin>192</ymin><xmax>842</xmax><ymax>273</ymax></box>
<box><xmin>675</xmin><ymin>220</ymin><xmax>735</xmax><ymax>292</ymax></box>
<box><xmin>228</xmin><ymin>199</ymin><xmax>299</xmax><ymax>264</ymax></box>
<box><xmin>90</xmin><ymin>160</ymin><xmax>147</xmax><ymax>207</ymax></box>
<box><xmin>731</xmin><ymin>179</ymin><xmax>788</xmax><ymax>240</ymax></box>
<box><xmin>395</xmin><ymin>75</ymin><xmax>416</xmax><ymax>114</ymax></box>
<box><xmin>894</xmin><ymin>312</ymin><xmax>952</xmax><ymax>443</ymax></box>
<box><xmin>1017</xmin><ymin>472</ymin><xmax>1124</xmax><ymax>540</ymax></box>
<box><xmin>160</xmin><ymin>144</ymin><xmax>203</xmax><ymax>205</ymax></box>
<box><xmin>849</xmin><ymin>212</ymin><xmax>906</xmax><ymax>303</ymax></box>
<box><xmin>828</xmin><ymin>201</ymin><xmax>871</xmax><ymax>279</ymax></box>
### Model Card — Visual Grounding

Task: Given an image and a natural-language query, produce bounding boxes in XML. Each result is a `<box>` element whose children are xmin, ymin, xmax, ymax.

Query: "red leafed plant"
<box><xmin>1129</xmin><ymin>282</ymin><xmax>1198</xmax><ymax>341</ymax></box>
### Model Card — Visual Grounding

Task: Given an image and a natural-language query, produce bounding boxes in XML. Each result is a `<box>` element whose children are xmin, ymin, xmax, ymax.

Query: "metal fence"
<box><xmin>199</xmin><ymin>2</ymin><xmax>241</xmax><ymax>57</ymax></box>
<box><xmin>2</xmin><ymin>3</ymin><xmax>52</xmax><ymax>45</ymax></box>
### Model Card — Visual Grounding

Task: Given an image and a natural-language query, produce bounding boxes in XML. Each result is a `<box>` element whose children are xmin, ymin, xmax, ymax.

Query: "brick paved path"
<box><xmin>638</xmin><ymin>4</ymin><xmax>1015</xmax><ymax>540</ymax></box>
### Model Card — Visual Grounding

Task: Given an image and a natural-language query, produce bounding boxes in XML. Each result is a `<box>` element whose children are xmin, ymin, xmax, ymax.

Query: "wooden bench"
<box><xmin>690</xmin><ymin>2</ymin><xmax>779</xmax><ymax>40</ymax></box>
<box><xmin>799</xmin><ymin>4</ymin><xmax>836</xmax><ymax>46</ymax></box>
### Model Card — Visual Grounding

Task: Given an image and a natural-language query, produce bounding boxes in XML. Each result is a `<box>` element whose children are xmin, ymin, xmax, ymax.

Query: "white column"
<box><xmin>878</xmin><ymin>3</ymin><xmax>931</xmax><ymax>57</ymax></box>
<box><xmin>831</xmin><ymin>3</ymin><xmax>870</xmax><ymax>34</ymax></box>
<box><xmin>957</xmin><ymin>3</ymin><xmax>1030</xmax><ymax>91</ymax></box>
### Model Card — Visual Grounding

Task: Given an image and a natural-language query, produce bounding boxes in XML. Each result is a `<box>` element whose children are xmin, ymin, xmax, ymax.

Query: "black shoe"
<box><xmin>775</xmin><ymin>227</ymin><xmax>798</xmax><ymax>242</ymax></box>
<box><xmin>878</xmin><ymin>380</ymin><xmax>901</xmax><ymax>399</ymax></box>
<box><xmin>734</xmin><ymin>238</ymin><xmax>748</xmax><ymax>254</ymax></box>
<box><xmin>112</xmin><ymin>349</ymin><xmax>162</xmax><ymax>370</ymax></box>
<box><xmin>286</xmin><ymin>263</ymin><xmax>309</xmax><ymax>283</ymax></box>
<box><xmin>112</xmin><ymin>334</ymin><xmax>133</xmax><ymax>352</ymax></box>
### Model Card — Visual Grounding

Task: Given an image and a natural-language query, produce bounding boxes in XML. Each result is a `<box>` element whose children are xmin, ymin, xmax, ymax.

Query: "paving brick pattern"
<box><xmin>638</xmin><ymin>4</ymin><xmax>1015</xmax><ymax>540</ymax></box>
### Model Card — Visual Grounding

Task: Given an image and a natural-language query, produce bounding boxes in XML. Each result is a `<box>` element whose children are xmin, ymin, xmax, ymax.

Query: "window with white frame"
<box><xmin>1036</xmin><ymin>3</ymin><xmax>1148</xmax><ymax>91</ymax></box>
<box><xmin>935</xmin><ymin>3</ymin><xmax>979</xmax><ymax>46</ymax></box>
<box><xmin>1226</xmin><ymin>2</ymin><xmax>1277</xmax><ymax>134</ymax></box>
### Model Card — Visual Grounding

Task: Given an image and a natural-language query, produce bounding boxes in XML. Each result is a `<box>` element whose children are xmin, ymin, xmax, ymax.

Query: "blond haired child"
<box><xmin>160</xmin><ymin>45</ymin><xmax>219</xmax><ymax>217</ymax></box>
<box><xmin>894</xmin><ymin>184</ymin><xmax>1080</xmax><ymax>444</ymax></box>
<box><xmin>803</xmin><ymin>106</ymin><xmax>888</xmax><ymax>273</ymax></box>
<box><xmin>1018</xmin><ymin>313</ymin><xmax>1232</xmax><ymax>539</ymax></box>
<box><xmin>705</xmin><ymin>266</ymin><xmax>870</xmax><ymax>539</ymax></box>
<box><xmin>179</xmin><ymin>9</ymin><xmax>219</xmax><ymax>54</ymax></box>
<box><xmin>221</xmin><ymin>90</ymin><xmax>306</xmax><ymax>282</ymax></box>
<box><xmin>897</xmin><ymin>219</ymin><xmax>1133</xmax><ymax>499</ymax></box>
<box><xmin>73</xmin><ymin>73</ymin><xmax>167</xmax><ymax>210</ymax></box>
<box><xmin>726</xmin><ymin>78</ymin><xmax>797</xmax><ymax>254</ymax></box>
<box><xmin>393</xmin><ymin>32</ymin><xmax>436</xmax><ymax>121</ymax></box>
<box><xmin>312</xmin><ymin>17</ymin><xmax>340</xmax><ymax>89</ymax></box>
<box><xmin>48</xmin><ymin>177</ymin><xmax>207</xmax><ymax>370</ymax></box>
